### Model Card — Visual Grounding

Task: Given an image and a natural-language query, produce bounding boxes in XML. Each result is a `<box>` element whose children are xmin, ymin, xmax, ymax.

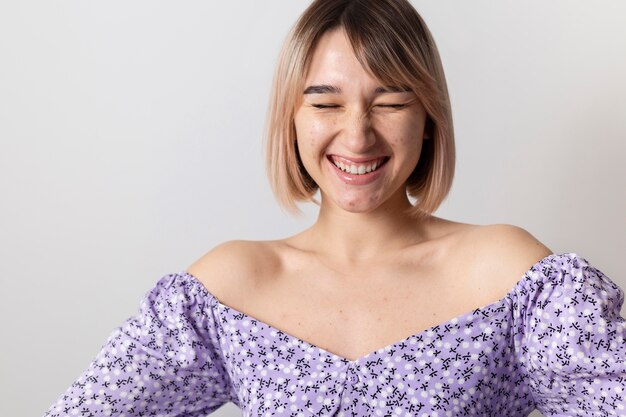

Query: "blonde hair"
<box><xmin>264</xmin><ymin>0</ymin><xmax>455</xmax><ymax>220</ymax></box>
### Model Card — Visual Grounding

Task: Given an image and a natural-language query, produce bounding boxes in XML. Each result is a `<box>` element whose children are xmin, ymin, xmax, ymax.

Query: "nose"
<box><xmin>339</xmin><ymin>108</ymin><xmax>376</xmax><ymax>152</ymax></box>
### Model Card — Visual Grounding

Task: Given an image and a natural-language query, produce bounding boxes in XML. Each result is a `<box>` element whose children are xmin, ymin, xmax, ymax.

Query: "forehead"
<box><xmin>304</xmin><ymin>28</ymin><xmax>378</xmax><ymax>89</ymax></box>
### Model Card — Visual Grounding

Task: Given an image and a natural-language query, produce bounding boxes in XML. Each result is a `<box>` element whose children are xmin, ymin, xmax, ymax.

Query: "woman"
<box><xmin>43</xmin><ymin>0</ymin><xmax>625</xmax><ymax>416</ymax></box>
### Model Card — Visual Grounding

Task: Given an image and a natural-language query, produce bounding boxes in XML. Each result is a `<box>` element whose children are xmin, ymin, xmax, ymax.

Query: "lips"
<box><xmin>326</xmin><ymin>154</ymin><xmax>390</xmax><ymax>185</ymax></box>
<box><xmin>327</xmin><ymin>155</ymin><xmax>390</xmax><ymax>175</ymax></box>
<box><xmin>328</xmin><ymin>155</ymin><xmax>389</xmax><ymax>165</ymax></box>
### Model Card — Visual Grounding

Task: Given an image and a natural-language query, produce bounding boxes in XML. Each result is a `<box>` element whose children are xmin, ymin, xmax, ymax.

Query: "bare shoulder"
<box><xmin>460</xmin><ymin>224</ymin><xmax>554</xmax><ymax>293</ymax></box>
<box><xmin>477</xmin><ymin>223</ymin><xmax>553</xmax><ymax>259</ymax></box>
<box><xmin>185</xmin><ymin>240</ymin><xmax>281</xmax><ymax>298</ymax></box>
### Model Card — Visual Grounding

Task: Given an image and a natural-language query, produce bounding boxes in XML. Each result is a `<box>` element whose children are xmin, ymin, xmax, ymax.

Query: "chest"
<box><xmin>232</xmin><ymin>256</ymin><xmax>503</xmax><ymax>362</ymax></box>
<box><xmin>213</xmin><ymin>280</ymin><xmax>526</xmax><ymax>416</ymax></box>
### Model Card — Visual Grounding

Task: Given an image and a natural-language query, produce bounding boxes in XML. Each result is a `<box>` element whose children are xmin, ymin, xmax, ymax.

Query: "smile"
<box><xmin>327</xmin><ymin>155</ymin><xmax>390</xmax><ymax>175</ymax></box>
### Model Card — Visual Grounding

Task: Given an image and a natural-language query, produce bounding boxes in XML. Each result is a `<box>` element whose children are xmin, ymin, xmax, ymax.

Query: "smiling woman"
<box><xmin>39</xmin><ymin>1</ymin><xmax>626</xmax><ymax>417</ymax></box>
<box><xmin>265</xmin><ymin>0</ymin><xmax>453</xmax><ymax>219</ymax></box>
<box><xmin>293</xmin><ymin>27</ymin><xmax>429</xmax><ymax>209</ymax></box>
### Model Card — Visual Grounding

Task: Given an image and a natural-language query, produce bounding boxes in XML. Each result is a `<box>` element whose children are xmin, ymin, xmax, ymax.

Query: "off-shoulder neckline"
<box><xmin>178</xmin><ymin>251</ymin><xmax>582</xmax><ymax>365</ymax></box>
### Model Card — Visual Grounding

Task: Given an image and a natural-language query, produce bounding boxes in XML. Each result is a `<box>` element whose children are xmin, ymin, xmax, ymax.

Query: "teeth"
<box><xmin>332</xmin><ymin>158</ymin><xmax>385</xmax><ymax>175</ymax></box>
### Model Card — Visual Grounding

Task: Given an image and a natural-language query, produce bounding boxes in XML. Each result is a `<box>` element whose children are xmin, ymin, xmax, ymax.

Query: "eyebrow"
<box><xmin>376</xmin><ymin>85</ymin><xmax>412</xmax><ymax>93</ymax></box>
<box><xmin>303</xmin><ymin>84</ymin><xmax>412</xmax><ymax>94</ymax></box>
<box><xmin>303</xmin><ymin>84</ymin><xmax>340</xmax><ymax>94</ymax></box>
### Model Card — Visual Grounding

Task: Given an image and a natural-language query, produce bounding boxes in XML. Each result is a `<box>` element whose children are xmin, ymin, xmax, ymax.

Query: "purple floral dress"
<box><xmin>42</xmin><ymin>252</ymin><xmax>626</xmax><ymax>416</ymax></box>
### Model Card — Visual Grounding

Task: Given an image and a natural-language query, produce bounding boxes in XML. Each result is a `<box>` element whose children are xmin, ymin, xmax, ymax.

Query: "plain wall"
<box><xmin>1</xmin><ymin>1</ymin><xmax>624</xmax><ymax>416</ymax></box>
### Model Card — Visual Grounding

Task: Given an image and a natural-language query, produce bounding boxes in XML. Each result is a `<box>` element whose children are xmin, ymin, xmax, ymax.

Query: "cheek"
<box><xmin>378</xmin><ymin>118</ymin><xmax>424</xmax><ymax>168</ymax></box>
<box><xmin>378</xmin><ymin>118</ymin><xmax>421</xmax><ymax>146</ymax></box>
<box><xmin>295</xmin><ymin>116</ymin><xmax>337</xmax><ymax>149</ymax></box>
<box><xmin>309</xmin><ymin>117</ymin><xmax>336</xmax><ymax>137</ymax></box>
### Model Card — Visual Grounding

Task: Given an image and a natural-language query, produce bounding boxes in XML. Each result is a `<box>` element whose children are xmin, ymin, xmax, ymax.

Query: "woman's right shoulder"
<box><xmin>184</xmin><ymin>239</ymin><xmax>282</xmax><ymax>296</ymax></box>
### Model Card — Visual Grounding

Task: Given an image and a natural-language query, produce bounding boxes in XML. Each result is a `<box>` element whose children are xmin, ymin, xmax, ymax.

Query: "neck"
<box><xmin>305</xmin><ymin>190</ymin><xmax>433</xmax><ymax>267</ymax></box>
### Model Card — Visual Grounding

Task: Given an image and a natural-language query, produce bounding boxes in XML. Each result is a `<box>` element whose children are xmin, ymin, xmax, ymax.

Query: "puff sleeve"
<box><xmin>513</xmin><ymin>253</ymin><xmax>626</xmax><ymax>415</ymax></box>
<box><xmin>42</xmin><ymin>272</ymin><xmax>232</xmax><ymax>417</ymax></box>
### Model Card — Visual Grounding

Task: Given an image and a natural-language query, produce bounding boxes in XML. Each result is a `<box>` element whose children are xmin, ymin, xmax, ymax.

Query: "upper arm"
<box><xmin>517</xmin><ymin>253</ymin><xmax>626</xmax><ymax>413</ymax></box>
<box><xmin>43</xmin><ymin>271</ymin><xmax>233</xmax><ymax>417</ymax></box>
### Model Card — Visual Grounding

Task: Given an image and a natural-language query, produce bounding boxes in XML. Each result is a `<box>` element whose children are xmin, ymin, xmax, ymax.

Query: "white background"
<box><xmin>1</xmin><ymin>1</ymin><xmax>624</xmax><ymax>416</ymax></box>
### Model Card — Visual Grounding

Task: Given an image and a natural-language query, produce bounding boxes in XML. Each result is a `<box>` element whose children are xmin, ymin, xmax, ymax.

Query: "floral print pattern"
<box><xmin>43</xmin><ymin>252</ymin><xmax>626</xmax><ymax>416</ymax></box>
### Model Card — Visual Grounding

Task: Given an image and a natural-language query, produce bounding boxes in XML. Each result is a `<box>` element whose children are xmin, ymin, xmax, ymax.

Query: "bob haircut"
<box><xmin>264</xmin><ymin>0</ymin><xmax>455</xmax><ymax>220</ymax></box>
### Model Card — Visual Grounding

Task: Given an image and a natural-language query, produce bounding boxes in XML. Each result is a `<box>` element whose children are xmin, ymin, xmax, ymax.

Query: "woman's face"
<box><xmin>294</xmin><ymin>28</ymin><xmax>428</xmax><ymax>214</ymax></box>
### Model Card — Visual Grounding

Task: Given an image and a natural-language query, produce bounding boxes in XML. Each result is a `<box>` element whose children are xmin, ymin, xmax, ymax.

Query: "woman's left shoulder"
<box><xmin>462</xmin><ymin>223</ymin><xmax>555</xmax><ymax>290</ymax></box>
<box><xmin>472</xmin><ymin>223</ymin><xmax>552</xmax><ymax>253</ymax></box>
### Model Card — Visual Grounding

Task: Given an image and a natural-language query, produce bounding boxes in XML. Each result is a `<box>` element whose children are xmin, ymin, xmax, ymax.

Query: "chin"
<box><xmin>333</xmin><ymin>196</ymin><xmax>383</xmax><ymax>213</ymax></box>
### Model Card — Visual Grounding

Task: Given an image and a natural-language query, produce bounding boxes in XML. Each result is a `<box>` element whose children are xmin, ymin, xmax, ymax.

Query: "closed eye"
<box><xmin>377</xmin><ymin>103</ymin><xmax>408</xmax><ymax>109</ymax></box>
<box><xmin>311</xmin><ymin>104</ymin><xmax>339</xmax><ymax>109</ymax></box>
